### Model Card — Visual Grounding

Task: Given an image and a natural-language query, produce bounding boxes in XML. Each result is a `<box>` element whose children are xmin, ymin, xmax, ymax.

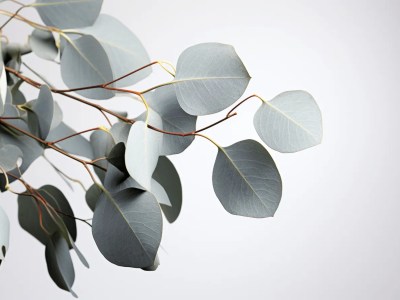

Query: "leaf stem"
<box><xmin>226</xmin><ymin>94</ymin><xmax>266</xmax><ymax>117</ymax></box>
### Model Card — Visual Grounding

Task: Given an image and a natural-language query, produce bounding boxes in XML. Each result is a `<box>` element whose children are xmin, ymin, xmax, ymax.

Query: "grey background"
<box><xmin>1</xmin><ymin>0</ymin><xmax>399</xmax><ymax>299</ymax></box>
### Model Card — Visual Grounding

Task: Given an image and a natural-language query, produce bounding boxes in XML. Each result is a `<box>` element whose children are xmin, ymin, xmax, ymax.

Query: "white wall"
<box><xmin>1</xmin><ymin>0</ymin><xmax>399</xmax><ymax>299</ymax></box>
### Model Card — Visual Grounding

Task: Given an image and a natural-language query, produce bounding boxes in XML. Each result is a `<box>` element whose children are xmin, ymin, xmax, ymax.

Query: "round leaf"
<box><xmin>29</xmin><ymin>29</ymin><xmax>58</xmax><ymax>61</ymax></box>
<box><xmin>174</xmin><ymin>43</ymin><xmax>250</xmax><ymax>116</ymax></box>
<box><xmin>34</xmin><ymin>0</ymin><xmax>103</xmax><ymax>29</ymax></box>
<box><xmin>92</xmin><ymin>189</ymin><xmax>162</xmax><ymax>268</ymax></box>
<box><xmin>254</xmin><ymin>91</ymin><xmax>323</xmax><ymax>153</ymax></box>
<box><xmin>77</xmin><ymin>14</ymin><xmax>151</xmax><ymax>87</ymax></box>
<box><xmin>212</xmin><ymin>139</ymin><xmax>282</xmax><ymax>218</ymax></box>
<box><xmin>61</xmin><ymin>35</ymin><xmax>114</xmax><ymax>100</ymax></box>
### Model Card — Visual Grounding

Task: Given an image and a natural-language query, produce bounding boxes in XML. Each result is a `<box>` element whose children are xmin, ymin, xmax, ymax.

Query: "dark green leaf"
<box><xmin>45</xmin><ymin>233</ymin><xmax>77</xmax><ymax>297</ymax></box>
<box><xmin>85</xmin><ymin>183</ymin><xmax>102</xmax><ymax>212</ymax></box>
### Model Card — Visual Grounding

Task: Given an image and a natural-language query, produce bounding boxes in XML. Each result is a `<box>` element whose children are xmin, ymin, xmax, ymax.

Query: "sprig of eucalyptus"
<box><xmin>0</xmin><ymin>0</ymin><xmax>322</xmax><ymax>297</ymax></box>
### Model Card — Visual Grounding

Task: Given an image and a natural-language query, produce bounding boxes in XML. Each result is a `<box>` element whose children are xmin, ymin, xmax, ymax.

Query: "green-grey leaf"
<box><xmin>144</xmin><ymin>86</ymin><xmax>197</xmax><ymax>155</ymax></box>
<box><xmin>45</xmin><ymin>233</ymin><xmax>77</xmax><ymax>297</ymax></box>
<box><xmin>141</xmin><ymin>254</ymin><xmax>159</xmax><ymax>271</ymax></box>
<box><xmin>25</xmin><ymin>85</ymin><xmax>54</xmax><ymax>139</ymax></box>
<box><xmin>35</xmin><ymin>0</ymin><xmax>103</xmax><ymax>29</ymax></box>
<box><xmin>104</xmin><ymin>164</ymin><xmax>141</xmax><ymax>195</ymax></box>
<box><xmin>254</xmin><ymin>90</ymin><xmax>323</xmax><ymax>153</ymax></box>
<box><xmin>85</xmin><ymin>183</ymin><xmax>102</xmax><ymax>211</ymax></box>
<box><xmin>90</xmin><ymin>130</ymin><xmax>114</xmax><ymax>182</ymax></box>
<box><xmin>212</xmin><ymin>139</ymin><xmax>282</xmax><ymax>218</ymax></box>
<box><xmin>150</xmin><ymin>179</ymin><xmax>171</xmax><ymax>206</ymax></box>
<box><xmin>18</xmin><ymin>185</ymin><xmax>77</xmax><ymax>245</ymax></box>
<box><xmin>125</xmin><ymin>121</ymin><xmax>161</xmax><ymax>191</ymax></box>
<box><xmin>29</xmin><ymin>29</ymin><xmax>58</xmax><ymax>61</ymax></box>
<box><xmin>61</xmin><ymin>35</ymin><xmax>114</xmax><ymax>99</ymax></box>
<box><xmin>0</xmin><ymin>144</ymin><xmax>22</xmax><ymax>172</ymax></box>
<box><xmin>77</xmin><ymin>14</ymin><xmax>151</xmax><ymax>87</ymax></box>
<box><xmin>107</xmin><ymin>142</ymin><xmax>127</xmax><ymax>173</ymax></box>
<box><xmin>174</xmin><ymin>43</ymin><xmax>250</xmax><ymax>116</ymax></box>
<box><xmin>110</xmin><ymin>122</ymin><xmax>131</xmax><ymax>144</ymax></box>
<box><xmin>0</xmin><ymin>45</ymin><xmax>7</xmax><ymax>116</ymax></box>
<box><xmin>48</xmin><ymin>122</ymin><xmax>94</xmax><ymax>159</ymax></box>
<box><xmin>153</xmin><ymin>156</ymin><xmax>182</xmax><ymax>223</ymax></box>
<box><xmin>0</xmin><ymin>205</ymin><xmax>9</xmax><ymax>265</ymax></box>
<box><xmin>92</xmin><ymin>189</ymin><xmax>162</xmax><ymax>268</ymax></box>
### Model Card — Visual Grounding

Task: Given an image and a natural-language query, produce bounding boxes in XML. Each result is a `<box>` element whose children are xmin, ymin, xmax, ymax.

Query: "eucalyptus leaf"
<box><xmin>107</xmin><ymin>142</ymin><xmax>127</xmax><ymax>173</ymax></box>
<box><xmin>142</xmin><ymin>254</ymin><xmax>159</xmax><ymax>272</ymax></box>
<box><xmin>110</xmin><ymin>122</ymin><xmax>131</xmax><ymax>144</ymax></box>
<box><xmin>143</xmin><ymin>86</ymin><xmax>197</xmax><ymax>155</ymax></box>
<box><xmin>0</xmin><ymin>144</ymin><xmax>22</xmax><ymax>172</ymax></box>
<box><xmin>18</xmin><ymin>185</ymin><xmax>77</xmax><ymax>245</ymax></box>
<box><xmin>125</xmin><ymin>121</ymin><xmax>161</xmax><ymax>191</ymax></box>
<box><xmin>104</xmin><ymin>164</ymin><xmax>141</xmax><ymax>195</ymax></box>
<box><xmin>78</xmin><ymin>14</ymin><xmax>151</xmax><ymax>87</ymax></box>
<box><xmin>153</xmin><ymin>156</ymin><xmax>182</xmax><ymax>223</ymax></box>
<box><xmin>29</xmin><ymin>29</ymin><xmax>58</xmax><ymax>61</ymax></box>
<box><xmin>35</xmin><ymin>0</ymin><xmax>103</xmax><ymax>29</ymax></box>
<box><xmin>92</xmin><ymin>189</ymin><xmax>162</xmax><ymax>268</ymax></box>
<box><xmin>86</xmin><ymin>183</ymin><xmax>102</xmax><ymax>212</ymax></box>
<box><xmin>25</xmin><ymin>85</ymin><xmax>54</xmax><ymax>139</ymax></box>
<box><xmin>47</xmin><ymin>122</ymin><xmax>94</xmax><ymax>159</ymax></box>
<box><xmin>61</xmin><ymin>35</ymin><xmax>114</xmax><ymax>99</ymax></box>
<box><xmin>90</xmin><ymin>130</ymin><xmax>115</xmax><ymax>182</ymax></box>
<box><xmin>11</xmin><ymin>80</ymin><xmax>26</xmax><ymax>104</ymax></box>
<box><xmin>212</xmin><ymin>139</ymin><xmax>282</xmax><ymax>218</ymax></box>
<box><xmin>0</xmin><ymin>205</ymin><xmax>9</xmax><ymax>265</ymax></box>
<box><xmin>0</xmin><ymin>45</ymin><xmax>7</xmax><ymax>116</ymax></box>
<box><xmin>174</xmin><ymin>43</ymin><xmax>250</xmax><ymax>116</ymax></box>
<box><xmin>150</xmin><ymin>179</ymin><xmax>171</xmax><ymax>207</ymax></box>
<box><xmin>253</xmin><ymin>91</ymin><xmax>323</xmax><ymax>153</ymax></box>
<box><xmin>45</xmin><ymin>233</ymin><xmax>77</xmax><ymax>297</ymax></box>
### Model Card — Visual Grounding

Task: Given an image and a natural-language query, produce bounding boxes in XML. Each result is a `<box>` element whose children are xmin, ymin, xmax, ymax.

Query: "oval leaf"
<box><xmin>125</xmin><ymin>121</ymin><xmax>161</xmax><ymax>191</ymax></box>
<box><xmin>78</xmin><ymin>14</ymin><xmax>151</xmax><ymax>87</ymax></box>
<box><xmin>92</xmin><ymin>189</ymin><xmax>162</xmax><ymax>268</ymax></box>
<box><xmin>153</xmin><ymin>156</ymin><xmax>182</xmax><ymax>223</ymax></box>
<box><xmin>61</xmin><ymin>35</ymin><xmax>114</xmax><ymax>99</ymax></box>
<box><xmin>25</xmin><ymin>85</ymin><xmax>54</xmax><ymax>139</ymax></box>
<box><xmin>85</xmin><ymin>183</ymin><xmax>102</xmax><ymax>211</ymax></box>
<box><xmin>18</xmin><ymin>185</ymin><xmax>77</xmax><ymax>245</ymax></box>
<box><xmin>45</xmin><ymin>233</ymin><xmax>77</xmax><ymax>297</ymax></box>
<box><xmin>0</xmin><ymin>144</ymin><xmax>22</xmax><ymax>172</ymax></box>
<box><xmin>145</xmin><ymin>86</ymin><xmax>197</xmax><ymax>155</ymax></box>
<box><xmin>29</xmin><ymin>29</ymin><xmax>58</xmax><ymax>61</ymax></box>
<box><xmin>34</xmin><ymin>0</ymin><xmax>103</xmax><ymax>29</ymax></box>
<box><xmin>174</xmin><ymin>43</ymin><xmax>250</xmax><ymax>116</ymax></box>
<box><xmin>212</xmin><ymin>139</ymin><xmax>282</xmax><ymax>218</ymax></box>
<box><xmin>0</xmin><ymin>205</ymin><xmax>9</xmax><ymax>266</ymax></box>
<box><xmin>254</xmin><ymin>91</ymin><xmax>322</xmax><ymax>153</ymax></box>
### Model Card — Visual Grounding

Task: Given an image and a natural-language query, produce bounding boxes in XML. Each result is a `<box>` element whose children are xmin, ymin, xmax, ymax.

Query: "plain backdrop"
<box><xmin>1</xmin><ymin>0</ymin><xmax>400</xmax><ymax>299</ymax></box>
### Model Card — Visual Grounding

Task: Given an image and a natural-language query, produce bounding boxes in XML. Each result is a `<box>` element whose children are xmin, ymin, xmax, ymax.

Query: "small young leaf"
<box><xmin>174</xmin><ymin>43</ymin><xmax>250</xmax><ymax>116</ymax></box>
<box><xmin>0</xmin><ymin>205</ymin><xmax>10</xmax><ymax>265</ymax></box>
<box><xmin>45</xmin><ymin>233</ymin><xmax>77</xmax><ymax>297</ymax></box>
<box><xmin>92</xmin><ymin>189</ymin><xmax>162</xmax><ymax>268</ymax></box>
<box><xmin>77</xmin><ymin>14</ymin><xmax>151</xmax><ymax>87</ymax></box>
<box><xmin>61</xmin><ymin>35</ymin><xmax>114</xmax><ymax>100</ymax></box>
<box><xmin>254</xmin><ymin>91</ymin><xmax>322</xmax><ymax>153</ymax></box>
<box><xmin>212</xmin><ymin>140</ymin><xmax>282</xmax><ymax>218</ymax></box>
<box><xmin>125</xmin><ymin>121</ymin><xmax>161</xmax><ymax>191</ymax></box>
<box><xmin>153</xmin><ymin>156</ymin><xmax>182</xmax><ymax>223</ymax></box>
<box><xmin>29</xmin><ymin>29</ymin><xmax>58</xmax><ymax>61</ymax></box>
<box><xmin>35</xmin><ymin>0</ymin><xmax>103</xmax><ymax>29</ymax></box>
